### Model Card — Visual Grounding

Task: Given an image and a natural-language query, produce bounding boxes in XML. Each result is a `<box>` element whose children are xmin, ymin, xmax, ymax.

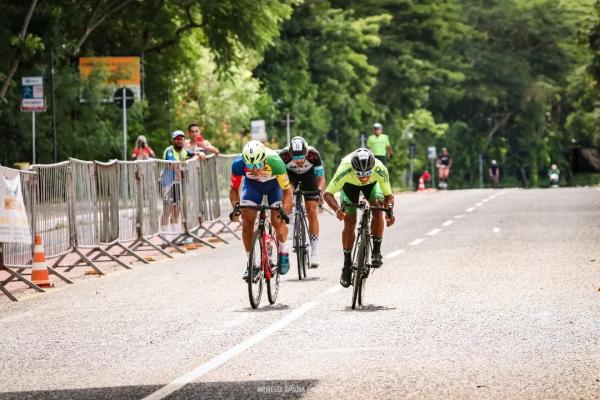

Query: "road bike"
<box><xmin>292</xmin><ymin>182</ymin><xmax>321</xmax><ymax>280</ymax></box>
<box><xmin>342</xmin><ymin>200</ymin><xmax>393</xmax><ymax>309</ymax></box>
<box><xmin>231</xmin><ymin>203</ymin><xmax>289</xmax><ymax>309</ymax></box>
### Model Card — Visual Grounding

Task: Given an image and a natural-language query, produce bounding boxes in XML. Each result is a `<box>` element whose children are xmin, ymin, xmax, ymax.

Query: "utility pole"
<box><xmin>51</xmin><ymin>49</ymin><xmax>57</xmax><ymax>162</ymax></box>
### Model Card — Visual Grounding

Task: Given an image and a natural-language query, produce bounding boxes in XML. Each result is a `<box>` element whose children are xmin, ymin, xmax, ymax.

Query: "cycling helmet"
<box><xmin>289</xmin><ymin>136</ymin><xmax>308</xmax><ymax>157</ymax></box>
<box><xmin>242</xmin><ymin>140</ymin><xmax>267</xmax><ymax>165</ymax></box>
<box><xmin>351</xmin><ymin>148</ymin><xmax>375</xmax><ymax>172</ymax></box>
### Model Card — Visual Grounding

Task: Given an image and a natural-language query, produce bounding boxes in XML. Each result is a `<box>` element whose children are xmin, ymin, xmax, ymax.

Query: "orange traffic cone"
<box><xmin>31</xmin><ymin>234</ymin><xmax>53</xmax><ymax>288</ymax></box>
<box><xmin>418</xmin><ymin>177</ymin><xmax>425</xmax><ymax>191</ymax></box>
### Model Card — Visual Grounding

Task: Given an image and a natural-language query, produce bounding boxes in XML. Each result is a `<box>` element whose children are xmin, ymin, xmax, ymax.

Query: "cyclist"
<box><xmin>230</xmin><ymin>140</ymin><xmax>293</xmax><ymax>280</ymax></box>
<box><xmin>279</xmin><ymin>136</ymin><xmax>326</xmax><ymax>267</ymax></box>
<box><xmin>323</xmin><ymin>148</ymin><xmax>395</xmax><ymax>288</ymax></box>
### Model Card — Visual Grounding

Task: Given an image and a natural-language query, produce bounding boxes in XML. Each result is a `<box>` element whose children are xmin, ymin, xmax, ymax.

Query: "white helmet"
<box><xmin>242</xmin><ymin>140</ymin><xmax>267</xmax><ymax>165</ymax></box>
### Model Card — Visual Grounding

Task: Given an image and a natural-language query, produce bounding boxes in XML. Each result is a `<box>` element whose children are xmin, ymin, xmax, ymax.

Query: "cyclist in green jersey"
<box><xmin>323</xmin><ymin>148</ymin><xmax>395</xmax><ymax>288</ymax></box>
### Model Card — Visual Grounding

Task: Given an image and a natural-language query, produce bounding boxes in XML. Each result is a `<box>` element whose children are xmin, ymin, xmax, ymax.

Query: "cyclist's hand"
<box><xmin>385</xmin><ymin>214</ymin><xmax>395</xmax><ymax>227</ymax></box>
<box><xmin>335</xmin><ymin>208</ymin><xmax>347</xmax><ymax>221</ymax></box>
<box><xmin>283</xmin><ymin>199</ymin><xmax>293</xmax><ymax>215</ymax></box>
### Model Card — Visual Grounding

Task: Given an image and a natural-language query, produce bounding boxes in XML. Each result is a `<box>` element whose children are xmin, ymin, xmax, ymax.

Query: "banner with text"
<box><xmin>0</xmin><ymin>167</ymin><xmax>31</xmax><ymax>244</ymax></box>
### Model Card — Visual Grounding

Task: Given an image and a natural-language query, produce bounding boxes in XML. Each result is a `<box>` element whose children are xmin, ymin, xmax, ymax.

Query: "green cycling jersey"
<box><xmin>325</xmin><ymin>153</ymin><xmax>392</xmax><ymax>196</ymax></box>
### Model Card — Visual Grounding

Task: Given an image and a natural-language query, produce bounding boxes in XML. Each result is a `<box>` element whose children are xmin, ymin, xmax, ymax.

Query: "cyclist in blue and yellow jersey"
<box><xmin>323</xmin><ymin>148</ymin><xmax>395</xmax><ymax>288</ymax></box>
<box><xmin>230</xmin><ymin>140</ymin><xmax>293</xmax><ymax>280</ymax></box>
<box><xmin>279</xmin><ymin>136</ymin><xmax>326</xmax><ymax>267</ymax></box>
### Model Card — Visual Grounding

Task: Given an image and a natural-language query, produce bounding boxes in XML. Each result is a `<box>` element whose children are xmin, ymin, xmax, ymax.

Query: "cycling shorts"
<box><xmin>241</xmin><ymin>178</ymin><xmax>283</xmax><ymax>207</ymax></box>
<box><xmin>340</xmin><ymin>182</ymin><xmax>384</xmax><ymax>216</ymax></box>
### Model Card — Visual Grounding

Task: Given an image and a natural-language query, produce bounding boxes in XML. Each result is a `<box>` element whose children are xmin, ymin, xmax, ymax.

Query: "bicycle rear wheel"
<box><xmin>248</xmin><ymin>230</ymin><xmax>264</xmax><ymax>308</ymax></box>
<box><xmin>352</xmin><ymin>231</ymin><xmax>367</xmax><ymax>309</ymax></box>
<box><xmin>267</xmin><ymin>231</ymin><xmax>280</xmax><ymax>304</ymax></box>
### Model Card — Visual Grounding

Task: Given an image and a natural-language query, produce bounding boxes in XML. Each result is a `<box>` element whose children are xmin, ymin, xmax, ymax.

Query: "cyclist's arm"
<box><xmin>230</xmin><ymin>157</ymin><xmax>246</xmax><ymax>206</ymax></box>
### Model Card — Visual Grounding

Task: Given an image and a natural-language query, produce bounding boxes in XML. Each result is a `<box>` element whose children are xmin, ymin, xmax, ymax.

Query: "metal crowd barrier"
<box><xmin>2</xmin><ymin>152</ymin><xmax>241</xmax><ymax>301</ymax></box>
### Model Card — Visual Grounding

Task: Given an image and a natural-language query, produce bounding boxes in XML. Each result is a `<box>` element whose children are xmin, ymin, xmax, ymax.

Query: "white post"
<box><xmin>122</xmin><ymin>87</ymin><xmax>127</xmax><ymax>161</ymax></box>
<box><xmin>32</xmin><ymin>111</ymin><xmax>36</xmax><ymax>164</ymax></box>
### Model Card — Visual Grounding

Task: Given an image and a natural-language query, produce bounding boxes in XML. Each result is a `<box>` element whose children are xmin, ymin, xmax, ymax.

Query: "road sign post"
<box><xmin>21</xmin><ymin>77</ymin><xmax>46</xmax><ymax>164</ymax></box>
<box><xmin>113</xmin><ymin>87</ymin><xmax>135</xmax><ymax>160</ymax></box>
<box><xmin>427</xmin><ymin>146</ymin><xmax>437</xmax><ymax>188</ymax></box>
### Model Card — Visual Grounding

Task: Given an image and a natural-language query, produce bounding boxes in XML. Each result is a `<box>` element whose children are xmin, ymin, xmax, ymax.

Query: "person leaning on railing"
<box><xmin>186</xmin><ymin>123</ymin><xmax>220</xmax><ymax>158</ymax></box>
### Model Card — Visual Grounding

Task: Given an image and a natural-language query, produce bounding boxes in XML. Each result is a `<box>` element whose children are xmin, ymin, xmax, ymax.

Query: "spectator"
<box><xmin>489</xmin><ymin>159</ymin><xmax>500</xmax><ymax>188</ymax></box>
<box><xmin>367</xmin><ymin>122</ymin><xmax>393</xmax><ymax>166</ymax></box>
<box><xmin>436</xmin><ymin>147</ymin><xmax>452</xmax><ymax>189</ymax></box>
<box><xmin>131</xmin><ymin>135</ymin><xmax>156</xmax><ymax>160</ymax></box>
<box><xmin>548</xmin><ymin>163</ymin><xmax>560</xmax><ymax>187</ymax></box>
<box><xmin>186</xmin><ymin>123</ymin><xmax>220</xmax><ymax>158</ymax></box>
<box><xmin>160</xmin><ymin>130</ymin><xmax>194</xmax><ymax>234</ymax></box>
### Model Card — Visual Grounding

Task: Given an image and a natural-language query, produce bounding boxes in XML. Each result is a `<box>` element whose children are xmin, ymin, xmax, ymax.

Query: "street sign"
<box><xmin>427</xmin><ymin>146</ymin><xmax>437</xmax><ymax>160</ymax></box>
<box><xmin>113</xmin><ymin>87</ymin><xmax>135</xmax><ymax>108</ymax></box>
<box><xmin>250</xmin><ymin>120</ymin><xmax>267</xmax><ymax>141</ymax></box>
<box><xmin>21</xmin><ymin>76</ymin><xmax>45</xmax><ymax>112</ymax></box>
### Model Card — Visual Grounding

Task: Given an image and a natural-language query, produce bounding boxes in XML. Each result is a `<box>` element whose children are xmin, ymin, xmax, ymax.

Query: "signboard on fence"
<box><xmin>0</xmin><ymin>167</ymin><xmax>31</xmax><ymax>244</ymax></box>
<box><xmin>79</xmin><ymin>57</ymin><xmax>141</xmax><ymax>102</ymax></box>
<box><xmin>250</xmin><ymin>120</ymin><xmax>267</xmax><ymax>142</ymax></box>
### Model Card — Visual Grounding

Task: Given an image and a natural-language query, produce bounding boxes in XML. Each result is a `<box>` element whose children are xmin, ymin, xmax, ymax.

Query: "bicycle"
<box><xmin>230</xmin><ymin>203</ymin><xmax>289</xmax><ymax>309</ymax></box>
<box><xmin>292</xmin><ymin>182</ymin><xmax>321</xmax><ymax>280</ymax></box>
<box><xmin>342</xmin><ymin>200</ymin><xmax>393</xmax><ymax>309</ymax></box>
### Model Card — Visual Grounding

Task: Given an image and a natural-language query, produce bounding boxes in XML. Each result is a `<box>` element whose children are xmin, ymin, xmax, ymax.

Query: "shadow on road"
<box><xmin>342</xmin><ymin>304</ymin><xmax>396</xmax><ymax>312</ymax></box>
<box><xmin>234</xmin><ymin>303</ymin><xmax>292</xmax><ymax>313</ymax></box>
<box><xmin>0</xmin><ymin>379</ymin><xmax>319</xmax><ymax>400</ymax></box>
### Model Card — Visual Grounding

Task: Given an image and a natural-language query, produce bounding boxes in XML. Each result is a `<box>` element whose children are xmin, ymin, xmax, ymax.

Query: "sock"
<box><xmin>373</xmin><ymin>237</ymin><xmax>382</xmax><ymax>253</ymax></box>
<box><xmin>310</xmin><ymin>234</ymin><xmax>318</xmax><ymax>256</ymax></box>
<box><xmin>279</xmin><ymin>241</ymin><xmax>288</xmax><ymax>254</ymax></box>
<box><xmin>343</xmin><ymin>249</ymin><xmax>352</xmax><ymax>266</ymax></box>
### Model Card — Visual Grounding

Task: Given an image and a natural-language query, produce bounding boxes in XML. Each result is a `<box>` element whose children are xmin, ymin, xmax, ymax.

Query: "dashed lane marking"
<box><xmin>409</xmin><ymin>238</ymin><xmax>425</xmax><ymax>246</ymax></box>
<box><xmin>466</xmin><ymin>207</ymin><xmax>475</xmax><ymax>212</ymax></box>
<box><xmin>385</xmin><ymin>249</ymin><xmax>406</xmax><ymax>259</ymax></box>
<box><xmin>442</xmin><ymin>220</ymin><xmax>453</xmax><ymax>227</ymax></box>
<box><xmin>426</xmin><ymin>229</ymin><xmax>441</xmax><ymax>236</ymax></box>
<box><xmin>493</xmin><ymin>227</ymin><xmax>500</xmax><ymax>233</ymax></box>
<box><xmin>455</xmin><ymin>215</ymin><xmax>466</xmax><ymax>219</ymax></box>
<box><xmin>475</xmin><ymin>202</ymin><xmax>483</xmax><ymax>207</ymax></box>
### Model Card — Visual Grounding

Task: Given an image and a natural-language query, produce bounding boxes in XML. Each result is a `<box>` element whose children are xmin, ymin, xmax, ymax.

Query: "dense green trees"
<box><xmin>0</xmin><ymin>0</ymin><xmax>598</xmax><ymax>187</ymax></box>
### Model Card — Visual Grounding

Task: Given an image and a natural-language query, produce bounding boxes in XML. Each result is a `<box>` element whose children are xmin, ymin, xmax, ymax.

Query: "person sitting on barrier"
<box><xmin>132</xmin><ymin>135</ymin><xmax>156</xmax><ymax>160</ymax></box>
<box><xmin>187</xmin><ymin>123</ymin><xmax>220</xmax><ymax>158</ymax></box>
<box><xmin>230</xmin><ymin>140</ymin><xmax>293</xmax><ymax>280</ymax></box>
<box><xmin>278</xmin><ymin>136</ymin><xmax>326</xmax><ymax>268</ymax></box>
<box><xmin>161</xmin><ymin>130</ymin><xmax>195</xmax><ymax>234</ymax></box>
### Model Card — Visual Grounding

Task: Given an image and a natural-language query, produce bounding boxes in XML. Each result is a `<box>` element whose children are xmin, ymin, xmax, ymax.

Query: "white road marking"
<box><xmin>493</xmin><ymin>227</ymin><xmax>500</xmax><ymax>233</ymax></box>
<box><xmin>466</xmin><ymin>207</ymin><xmax>475</xmax><ymax>212</ymax></box>
<box><xmin>142</xmin><ymin>301</ymin><xmax>319</xmax><ymax>400</ymax></box>
<box><xmin>482</xmin><ymin>198</ymin><xmax>490</xmax><ymax>203</ymax></box>
<box><xmin>442</xmin><ymin>220</ymin><xmax>453</xmax><ymax>227</ymax></box>
<box><xmin>426</xmin><ymin>228</ymin><xmax>441</xmax><ymax>236</ymax></box>
<box><xmin>455</xmin><ymin>215</ymin><xmax>466</xmax><ymax>219</ymax></box>
<box><xmin>385</xmin><ymin>249</ymin><xmax>406</xmax><ymax>258</ymax></box>
<box><xmin>409</xmin><ymin>238</ymin><xmax>425</xmax><ymax>246</ymax></box>
<box><xmin>323</xmin><ymin>285</ymin><xmax>342</xmax><ymax>295</ymax></box>
<box><xmin>475</xmin><ymin>202</ymin><xmax>483</xmax><ymax>207</ymax></box>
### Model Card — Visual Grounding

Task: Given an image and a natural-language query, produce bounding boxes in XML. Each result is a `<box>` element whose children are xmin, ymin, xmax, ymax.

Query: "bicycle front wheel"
<box><xmin>352</xmin><ymin>231</ymin><xmax>368</xmax><ymax>309</ymax></box>
<box><xmin>295</xmin><ymin>214</ymin><xmax>308</xmax><ymax>280</ymax></box>
<box><xmin>267</xmin><ymin>230</ymin><xmax>280</xmax><ymax>304</ymax></box>
<box><xmin>248</xmin><ymin>230</ymin><xmax>264</xmax><ymax>308</ymax></box>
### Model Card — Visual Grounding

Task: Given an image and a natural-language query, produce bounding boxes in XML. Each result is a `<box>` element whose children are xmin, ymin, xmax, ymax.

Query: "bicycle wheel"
<box><xmin>267</xmin><ymin>235</ymin><xmax>280</xmax><ymax>304</ymax></box>
<box><xmin>358</xmin><ymin>237</ymin><xmax>371</xmax><ymax>306</ymax></box>
<box><xmin>247</xmin><ymin>230</ymin><xmax>264</xmax><ymax>309</ymax></box>
<box><xmin>295</xmin><ymin>213</ymin><xmax>307</xmax><ymax>280</ymax></box>
<box><xmin>351</xmin><ymin>231</ymin><xmax>367</xmax><ymax>309</ymax></box>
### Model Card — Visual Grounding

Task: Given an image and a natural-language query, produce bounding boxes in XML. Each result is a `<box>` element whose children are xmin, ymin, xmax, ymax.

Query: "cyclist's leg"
<box><xmin>340</xmin><ymin>185</ymin><xmax>359</xmax><ymax>287</ymax></box>
<box><xmin>299</xmin><ymin>172</ymin><xmax>320</xmax><ymax>262</ymax></box>
<box><xmin>240</xmin><ymin>180</ymin><xmax>261</xmax><ymax>252</ymax></box>
<box><xmin>265</xmin><ymin>180</ymin><xmax>290</xmax><ymax>274</ymax></box>
<box><xmin>365</xmin><ymin>183</ymin><xmax>385</xmax><ymax>266</ymax></box>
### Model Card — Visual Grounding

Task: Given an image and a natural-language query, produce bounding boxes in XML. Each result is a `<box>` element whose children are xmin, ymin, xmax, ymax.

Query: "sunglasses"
<box><xmin>292</xmin><ymin>155</ymin><xmax>305</xmax><ymax>160</ymax></box>
<box><xmin>355</xmin><ymin>169</ymin><xmax>373</xmax><ymax>178</ymax></box>
<box><xmin>245</xmin><ymin>161</ymin><xmax>265</xmax><ymax>170</ymax></box>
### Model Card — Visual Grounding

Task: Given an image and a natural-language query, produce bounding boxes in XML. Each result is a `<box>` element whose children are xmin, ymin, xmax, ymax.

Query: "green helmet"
<box><xmin>242</xmin><ymin>140</ymin><xmax>267</xmax><ymax>165</ymax></box>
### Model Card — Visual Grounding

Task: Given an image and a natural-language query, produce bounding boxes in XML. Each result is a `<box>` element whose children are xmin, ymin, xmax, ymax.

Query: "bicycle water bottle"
<box><xmin>266</xmin><ymin>234</ymin><xmax>278</xmax><ymax>266</ymax></box>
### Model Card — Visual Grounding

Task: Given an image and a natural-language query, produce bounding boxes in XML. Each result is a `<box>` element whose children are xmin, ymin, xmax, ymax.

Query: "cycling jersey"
<box><xmin>230</xmin><ymin>148</ymin><xmax>291</xmax><ymax>190</ymax></box>
<box><xmin>325</xmin><ymin>153</ymin><xmax>392</xmax><ymax>196</ymax></box>
<box><xmin>278</xmin><ymin>146</ymin><xmax>325</xmax><ymax>177</ymax></box>
<box><xmin>438</xmin><ymin>154</ymin><xmax>451</xmax><ymax>166</ymax></box>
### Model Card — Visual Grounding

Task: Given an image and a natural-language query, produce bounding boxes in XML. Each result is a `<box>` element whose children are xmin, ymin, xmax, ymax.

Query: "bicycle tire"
<box><xmin>352</xmin><ymin>231</ymin><xmax>367</xmax><ymax>309</ymax></box>
<box><xmin>247</xmin><ymin>230</ymin><xmax>264</xmax><ymax>309</ymax></box>
<box><xmin>295</xmin><ymin>212</ymin><xmax>305</xmax><ymax>280</ymax></box>
<box><xmin>358</xmin><ymin>237</ymin><xmax>371</xmax><ymax>306</ymax></box>
<box><xmin>267</xmin><ymin>228</ymin><xmax>280</xmax><ymax>304</ymax></box>
<box><xmin>300</xmin><ymin>215</ymin><xmax>309</xmax><ymax>278</ymax></box>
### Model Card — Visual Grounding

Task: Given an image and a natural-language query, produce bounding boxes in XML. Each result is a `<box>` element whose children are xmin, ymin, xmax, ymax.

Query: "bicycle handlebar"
<box><xmin>230</xmin><ymin>203</ymin><xmax>290</xmax><ymax>224</ymax></box>
<box><xmin>341</xmin><ymin>201</ymin><xmax>394</xmax><ymax>216</ymax></box>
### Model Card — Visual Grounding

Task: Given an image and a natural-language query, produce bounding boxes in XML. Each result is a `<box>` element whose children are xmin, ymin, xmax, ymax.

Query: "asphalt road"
<box><xmin>1</xmin><ymin>187</ymin><xmax>599</xmax><ymax>399</ymax></box>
